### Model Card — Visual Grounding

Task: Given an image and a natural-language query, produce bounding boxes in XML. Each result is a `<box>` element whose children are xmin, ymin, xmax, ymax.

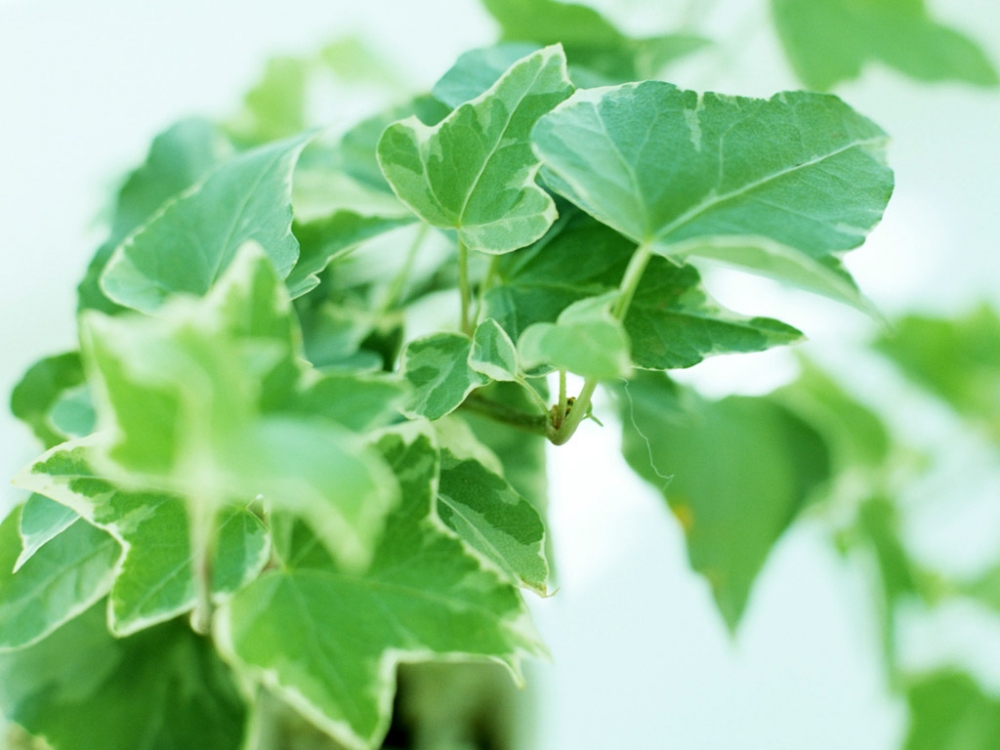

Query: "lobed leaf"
<box><xmin>402</xmin><ymin>333</ymin><xmax>489</xmax><ymax>420</ymax></box>
<box><xmin>15</xmin><ymin>494</ymin><xmax>79</xmax><ymax>572</ymax></box>
<box><xmin>469</xmin><ymin>319</ymin><xmax>519</xmax><ymax>382</ymax></box>
<box><xmin>620</xmin><ymin>373</ymin><xmax>830</xmax><ymax>630</ymax></box>
<box><xmin>217</xmin><ymin>429</ymin><xmax>544</xmax><ymax>750</ymax></box>
<box><xmin>10</xmin><ymin>352</ymin><xmax>86</xmax><ymax>449</ymax></box>
<box><xmin>377</xmin><ymin>46</ymin><xmax>573</xmax><ymax>254</ymax></box>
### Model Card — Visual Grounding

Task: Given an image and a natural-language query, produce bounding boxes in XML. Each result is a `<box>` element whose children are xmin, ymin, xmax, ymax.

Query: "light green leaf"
<box><xmin>402</xmin><ymin>333</ymin><xmax>489</xmax><ymax>420</ymax></box>
<box><xmin>15</xmin><ymin>439</ymin><xmax>269</xmax><ymax>635</ymax></box>
<box><xmin>438</xmin><ymin>449</ymin><xmax>549</xmax><ymax>594</ymax></box>
<box><xmin>78</xmin><ymin>118</ymin><xmax>232</xmax><ymax>315</ymax></box>
<box><xmin>377</xmin><ymin>46</ymin><xmax>573</xmax><ymax>254</ymax></box>
<box><xmin>432</xmin><ymin>43</ymin><xmax>542</xmax><ymax>107</ymax></box>
<box><xmin>481</xmin><ymin>0</ymin><xmax>709</xmax><ymax>82</ymax></box>
<box><xmin>288</xmin><ymin>210</ymin><xmax>415</xmax><ymax>298</ymax></box>
<box><xmin>532</xmin><ymin>83</ymin><xmax>894</xmax><ymax>282</ymax></box>
<box><xmin>87</xmin><ymin>245</ymin><xmax>399</xmax><ymax>571</ymax></box>
<box><xmin>217</xmin><ymin>429</ymin><xmax>544</xmax><ymax>750</ymax></box>
<box><xmin>10</xmin><ymin>352</ymin><xmax>85</xmax><ymax>449</ymax></box>
<box><xmin>0</xmin><ymin>603</ymin><xmax>247</xmax><ymax>750</ymax></box>
<box><xmin>624</xmin><ymin>257</ymin><xmax>803</xmax><ymax>369</ymax></box>
<box><xmin>519</xmin><ymin>292</ymin><xmax>631</xmax><ymax>379</ymax></box>
<box><xmin>904</xmin><ymin>672</ymin><xmax>1000</xmax><ymax>750</ymax></box>
<box><xmin>876</xmin><ymin>306</ymin><xmax>1000</xmax><ymax>441</ymax></box>
<box><xmin>470</xmin><ymin>319</ymin><xmax>519</xmax><ymax>381</ymax></box>
<box><xmin>230</xmin><ymin>56</ymin><xmax>308</xmax><ymax>146</ymax></box>
<box><xmin>0</xmin><ymin>506</ymin><xmax>120</xmax><ymax>650</ymax></box>
<box><xmin>620</xmin><ymin>373</ymin><xmax>830</xmax><ymax>630</ymax></box>
<box><xmin>291</xmin><ymin>372</ymin><xmax>407</xmax><ymax>432</ymax></box>
<box><xmin>49</xmin><ymin>384</ymin><xmax>96</xmax><ymax>440</ymax></box>
<box><xmin>15</xmin><ymin>494</ymin><xmax>79</xmax><ymax>572</ymax></box>
<box><xmin>772</xmin><ymin>0</ymin><xmax>999</xmax><ymax>91</ymax></box>
<box><xmin>101</xmin><ymin>132</ymin><xmax>314</xmax><ymax>312</ymax></box>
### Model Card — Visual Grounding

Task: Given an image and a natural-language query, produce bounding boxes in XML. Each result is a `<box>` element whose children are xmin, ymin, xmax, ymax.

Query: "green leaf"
<box><xmin>78</xmin><ymin>118</ymin><xmax>232</xmax><ymax>314</ymax></box>
<box><xmin>15</xmin><ymin>439</ymin><xmax>269</xmax><ymax>635</ymax></box>
<box><xmin>85</xmin><ymin>245</ymin><xmax>399</xmax><ymax>571</ymax></box>
<box><xmin>624</xmin><ymin>257</ymin><xmax>803</xmax><ymax>369</ymax></box>
<box><xmin>10</xmin><ymin>352</ymin><xmax>85</xmax><ymax>449</ymax></box>
<box><xmin>481</xmin><ymin>0</ymin><xmax>709</xmax><ymax>82</ymax></box>
<box><xmin>876</xmin><ymin>306</ymin><xmax>1000</xmax><ymax>439</ymax></box>
<box><xmin>772</xmin><ymin>0</ymin><xmax>999</xmax><ymax>91</ymax></box>
<box><xmin>15</xmin><ymin>494</ymin><xmax>79</xmax><ymax>572</ymax></box>
<box><xmin>620</xmin><ymin>373</ymin><xmax>830</xmax><ymax>630</ymax></box>
<box><xmin>904</xmin><ymin>672</ymin><xmax>1000</xmax><ymax>750</ymax></box>
<box><xmin>0</xmin><ymin>603</ymin><xmax>247</xmax><ymax>750</ymax></box>
<box><xmin>470</xmin><ymin>319</ymin><xmax>519</xmax><ymax>382</ymax></box>
<box><xmin>217</xmin><ymin>429</ymin><xmax>544</xmax><ymax>750</ymax></box>
<box><xmin>288</xmin><ymin>210</ymin><xmax>415</xmax><ymax>298</ymax></box>
<box><xmin>402</xmin><ymin>333</ymin><xmax>489</xmax><ymax>420</ymax></box>
<box><xmin>432</xmin><ymin>43</ymin><xmax>543</xmax><ymax>107</ymax></box>
<box><xmin>377</xmin><ymin>46</ymin><xmax>573</xmax><ymax>254</ymax></box>
<box><xmin>518</xmin><ymin>292</ymin><xmax>631</xmax><ymax>379</ymax></box>
<box><xmin>290</xmin><ymin>372</ymin><xmax>407</xmax><ymax>433</ymax></box>
<box><xmin>337</xmin><ymin>96</ymin><xmax>451</xmax><ymax>194</ymax></box>
<box><xmin>48</xmin><ymin>384</ymin><xmax>97</xmax><ymax>440</ymax></box>
<box><xmin>438</xmin><ymin>449</ymin><xmax>549</xmax><ymax>594</ymax></box>
<box><xmin>101</xmin><ymin>132</ymin><xmax>314</xmax><ymax>312</ymax></box>
<box><xmin>0</xmin><ymin>505</ymin><xmax>120</xmax><ymax>650</ymax></box>
<box><xmin>230</xmin><ymin>55</ymin><xmax>309</xmax><ymax>145</ymax></box>
<box><xmin>532</xmin><ymin>83</ymin><xmax>894</xmax><ymax>287</ymax></box>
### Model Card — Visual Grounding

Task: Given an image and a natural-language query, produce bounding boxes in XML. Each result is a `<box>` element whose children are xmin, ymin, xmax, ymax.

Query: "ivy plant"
<box><xmin>13</xmin><ymin>0</ymin><xmax>993</xmax><ymax>746</ymax></box>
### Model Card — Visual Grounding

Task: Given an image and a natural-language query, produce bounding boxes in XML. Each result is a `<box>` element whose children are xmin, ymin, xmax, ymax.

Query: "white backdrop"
<box><xmin>2</xmin><ymin>1</ymin><xmax>999</xmax><ymax>747</ymax></box>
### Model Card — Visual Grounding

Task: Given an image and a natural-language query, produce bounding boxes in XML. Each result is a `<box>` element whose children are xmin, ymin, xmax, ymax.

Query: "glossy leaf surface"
<box><xmin>402</xmin><ymin>333</ymin><xmax>488</xmax><ymax>420</ymax></box>
<box><xmin>470</xmin><ymin>319</ymin><xmax>519</xmax><ymax>382</ymax></box>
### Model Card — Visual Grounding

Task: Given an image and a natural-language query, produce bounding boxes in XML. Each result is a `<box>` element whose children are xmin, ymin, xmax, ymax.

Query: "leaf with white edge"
<box><xmin>15</xmin><ymin>439</ymin><xmax>269</xmax><ymax>635</ymax></box>
<box><xmin>15</xmin><ymin>494</ymin><xmax>79</xmax><ymax>572</ymax></box>
<box><xmin>0</xmin><ymin>505</ymin><xmax>120</xmax><ymax>650</ymax></box>
<box><xmin>624</xmin><ymin>257</ymin><xmax>803</xmax><ymax>370</ymax></box>
<box><xmin>772</xmin><ymin>0</ymin><xmax>999</xmax><ymax>91</ymax></box>
<box><xmin>79</xmin><ymin>118</ymin><xmax>233</xmax><ymax>315</ymax></box>
<box><xmin>519</xmin><ymin>292</ymin><xmax>631</xmax><ymax>379</ymax></box>
<box><xmin>904</xmin><ymin>671</ymin><xmax>1000</xmax><ymax>750</ymax></box>
<box><xmin>377</xmin><ymin>46</ymin><xmax>573</xmax><ymax>254</ymax></box>
<box><xmin>532</xmin><ymin>83</ymin><xmax>894</xmax><ymax>279</ymax></box>
<box><xmin>101</xmin><ymin>132</ymin><xmax>314</xmax><ymax>313</ymax></box>
<box><xmin>438</xmin><ymin>449</ymin><xmax>548</xmax><ymax>594</ymax></box>
<box><xmin>433</xmin><ymin>43</ymin><xmax>542</xmax><ymax>107</ymax></box>
<box><xmin>216</xmin><ymin>429</ymin><xmax>544</xmax><ymax>750</ymax></box>
<box><xmin>88</xmin><ymin>246</ymin><xmax>399</xmax><ymax>572</ymax></box>
<box><xmin>288</xmin><ymin>211</ymin><xmax>415</xmax><ymax>297</ymax></box>
<box><xmin>49</xmin><ymin>384</ymin><xmax>97</xmax><ymax>440</ymax></box>
<box><xmin>10</xmin><ymin>352</ymin><xmax>86</xmax><ymax>449</ymax></box>
<box><xmin>0</xmin><ymin>603</ymin><xmax>247</xmax><ymax>750</ymax></box>
<box><xmin>470</xmin><ymin>319</ymin><xmax>519</xmax><ymax>382</ymax></box>
<box><xmin>619</xmin><ymin>373</ymin><xmax>829</xmax><ymax>630</ymax></box>
<box><xmin>402</xmin><ymin>333</ymin><xmax>488</xmax><ymax>420</ymax></box>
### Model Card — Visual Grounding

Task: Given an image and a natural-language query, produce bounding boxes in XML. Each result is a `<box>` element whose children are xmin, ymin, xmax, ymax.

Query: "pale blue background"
<box><xmin>2</xmin><ymin>1</ymin><xmax>999</xmax><ymax>747</ymax></box>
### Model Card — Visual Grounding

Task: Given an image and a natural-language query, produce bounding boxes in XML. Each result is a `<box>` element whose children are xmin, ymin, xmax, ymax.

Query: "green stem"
<box><xmin>557</xmin><ymin>369</ymin><xmax>568</xmax><ymax>426</ymax></box>
<box><xmin>515</xmin><ymin>375</ymin><xmax>552</xmax><ymax>416</ymax></box>
<box><xmin>457</xmin><ymin>239</ymin><xmax>473</xmax><ymax>335</ymax></box>
<box><xmin>460</xmin><ymin>393</ymin><xmax>549</xmax><ymax>436</ymax></box>
<box><xmin>550</xmin><ymin>242</ymin><xmax>653</xmax><ymax>446</ymax></box>
<box><xmin>379</xmin><ymin>223</ymin><xmax>428</xmax><ymax>314</ymax></box>
<box><xmin>245</xmin><ymin>685</ymin><xmax>281</xmax><ymax>750</ymax></box>
<box><xmin>188</xmin><ymin>499</ymin><xmax>217</xmax><ymax>635</ymax></box>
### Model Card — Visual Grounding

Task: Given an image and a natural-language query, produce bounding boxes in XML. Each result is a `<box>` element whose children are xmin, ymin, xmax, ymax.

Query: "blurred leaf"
<box><xmin>620</xmin><ymin>372</ymin><xmax>830</xmax><ymax>630</ymax></box>
<box><xmin>532</xmin><ymin>83</ymin><xmax>894</xmax><ymax>289</ymax></box>
<box><xmin>290</xmin><ymin>372</ymin><xmax>407</xmax><ymax>432</ymax></box>
<box><xmin>402</xmin><ymin>333</ymin><xmax>489</xmax><ymax>420</ymax></box>
<box><xmin>438</xmin><ymin>449</ymin><xmax>549</xmax><ymax>594</ymax></box>
<box><xmin>772</xmin><ymin>0</ymin><xmax>999</xmax><ymax>91</ymax></box>
<box><xmin>48</xmin><ymin>384</ymin><xmax>96</xmax><ymax>440</ymax></box>
<box><xmin>230</xmin><ymin>56</ymin><xmax>308</xmax><ymax>146</ymax></box>
<box><xmin>905</xmin><ymin>671</ymin><xmax>1000</xmax><ymax>750</ymax></box>
<box><xmin>877</xmin><ymin>306</ymin><xmax>1000</xmax><ymax>437</ymax></box>
<box><xmin>378</xmin><ymin>46</ymin><xmax>573</xmax><ymax>254</ymax></box>
<box><xmin>433</xmin><ymin>43</ymin><xmax>543</xmax><ymax>107</ymax></box>
<box><xmin>217</xmin><ymin>430</ymin><xmax>544</xmax><ymax>750</ymax></box>
<box><xmin>101</xmin><ymin>132</ymin><xmax>313</xmax><ymax>313</ymax></box>
<box><xmin>0</xmin><ymin>604</ymin><xmax>246</xmax><ymax>750</ymax></box>
<box><xmin>16</xmin><ymin>441</ymin><xmax>269</xmax><ymax>635</ymax></box>
<box><xmin>10</xmin><ymin>352</ymin><xmax>85</xmax><ymax>449</ymax></box>
<box><xmin>519</xmin><ymin>292</ymin><xmax>631</xmax><ymax>379</ymax></box>
<box><xmin>0</xmin><ymin>505</ymin><xmax>120</xmax><ymax>650</ymax></box>
<box><xmin>78</xmin><ymin>118</ymin><xmax>232</xmax><ymax>315</ymax></box>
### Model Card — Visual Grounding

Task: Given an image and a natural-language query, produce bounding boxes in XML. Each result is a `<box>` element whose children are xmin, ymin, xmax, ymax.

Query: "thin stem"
<box><xmin>457</xmin><ymin>239</ymin><xmax>473</xmax><ymax>335</ymax></box>
<box><xmin>188</xmin><ymin>499</ymin><xmax>217</xmax><ymax>635</ymax></box>
<box><xmin>550</xmin><ymin>242</ymin><xmax>654</xmax><ymax>446</ymax></box>
<box><xmin>515</xmin><ymin>375</ymin><xmax>552</xmax><ymax>415</ymax></box>
<box><xmin>245</xmin><ymin>685</ymin><xmax>281</xmax><ymax>750</ymax></box>
<box><xmin>557</xmin><ymin>369</ymin><xmax>568</xmax><ymax>426</ymax></box>
<box><xmin>475</xmin><ymin>255</ymin><xmax>500</xmax><ymax>324</ymax></box>
<box><xmin>379</xmin><ymin>223</ymin><xmax>428</xmax><ymax>314</ymax></box>
<box><xmin>460</xmin><ymin>393</ymin><xmax>549</xmax><ymax>436</ymax></box>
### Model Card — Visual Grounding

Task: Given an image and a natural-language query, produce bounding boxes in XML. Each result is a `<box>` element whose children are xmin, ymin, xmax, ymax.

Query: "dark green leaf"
<box><xmin>10</xmin><ymin>352</ymin><xmax>85</xmax><ymax>449</ymax></box>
